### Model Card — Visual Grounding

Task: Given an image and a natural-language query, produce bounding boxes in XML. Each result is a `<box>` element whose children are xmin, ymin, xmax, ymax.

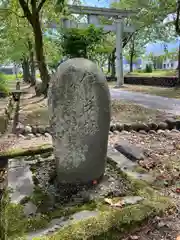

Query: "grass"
<box><xmin>126</xmin><ymin>69</ymin><xmax>177</xmax><ymax>77</ymax></box>
<box><xmin>122</xmin><ymin>85</ymin><xmax>180</xmax><ymax>99</ymax></box>
<box><xmin>108</xmin><ymin>69</ymin><xmax>179</xmax><ymax>99</ymax></box>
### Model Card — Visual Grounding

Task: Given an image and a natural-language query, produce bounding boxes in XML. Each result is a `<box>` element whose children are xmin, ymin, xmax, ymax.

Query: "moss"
<box><xmin>27</xmin><ymin>215</ymin><xmax>50</xmax><ymax>232</ymax></box>
<box><xmin>0</xmin><ymin>192</ymin><xmax>28</xmax><ymax>239</ymax></box>
<box><xmin>33</xmin><ymin>169</ymin><xmax>173</xmax><ymax>240</ymax></box>
<box><xmin>49</xmin><ymin>201</ymin><xmax>98</xmax><ymax>219</ymax></box>
<box><xmin>0</xmin><ymin>144</ymin><xmax>52</xmax><ymax>159</ymax></box>
<box><xmin>37</xmin><ymin>201</ymin><xmax>165</xmax><ymax>240</ymax></box>
<box><xmin>132</xmin><ymin>166</ymin><xmax>148</xmax><ymax>174</ymax></box>
<box><xmin>2</xmin><ymin>155</ymin><xmax>174</xmax><ymax>240</ymax></box>
<box><xmin>32</xmin><ymin>175</ymin><xmax>40</xmax><ymax>185</ymax></box>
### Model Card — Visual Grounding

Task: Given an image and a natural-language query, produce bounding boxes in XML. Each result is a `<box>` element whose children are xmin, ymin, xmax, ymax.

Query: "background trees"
<box><xmin>0</xmin><ymin>0</ymin><xmax>179</xmax><ymax>93</ymax></box>
<box><xmin>0</xmin><ymin>0</ymin><xmax>66</xmax><ymax>96</ymax></box>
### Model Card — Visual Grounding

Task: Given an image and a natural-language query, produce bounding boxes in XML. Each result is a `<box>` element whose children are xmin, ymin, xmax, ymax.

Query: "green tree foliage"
<box><xmin>61</xmin><ymin>25</ymin><xmax>105</xmax><ymax>59</ymax></box>
<box><xmin>124</xmin><ymin>32</ymin><xmax>147</xmax><ymax>72</ymax></box>
<box><xmin>0</xmin><ymin>0</ymin><xmax>66</xmax><ymax>95</ymax></box>
<box><xmin>0</xmin><ymin>72</ymin><xmax>9</xmax><ymax>97</ymax></box>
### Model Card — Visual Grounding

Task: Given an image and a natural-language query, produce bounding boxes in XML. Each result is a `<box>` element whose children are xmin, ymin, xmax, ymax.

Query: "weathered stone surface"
<box><xmin>16</xmin><ymin>122</ymin><xmax>25</xmax><ymax>134</ymax></box>
<box><xmin>165</xmin><ymin>118</ymin><xmax>176</xmax><ymax>130</ymax></box>
<box><xmin>23</xmin><ymin>202</ymin><xmax>37</xmax><ymax>216</ymax></box>
<box><xmin>148</xmin><ymin>122</ymin><xmax>158</xmax><ymax>130</ymax></box>
<box><xmin>8</xmin><ymin>159</ymin><xmax>34</xmax><ymax>203</ymax></box>
<box><xmin>31</xmin><ymin>126</ymin><xmax>38</xmax><ymax>134</ymax></box>
<box><xmin>36</xmin><ymin>126</ymin><xmax>46</xmax><ymax>134</ymax></box>
<box><xmin>48</xmin><ymin>58</ymin><xmax>110</xmax><ymax>184</ymax></box>
<box><xmin>158</xmin><ymin>122</ymin><xmax>168</xmax><ymax>130</ymax></box>
<box><xmin>24</xmin><ymin>125</ymin><xmax>32</xmax><ymax>134</ymax></box>
<box><xmin>131</xmin><ymin>123</ymin><xmax>149</xmax><ymax>132</ymax></box>
<box><xmin>115</xmin><ymin>123</ymin><xmax>124</xmax><ymax>132</ymax></box>
<box><xmin>124</xmin><ymin>124</ymin><xmax>132</xmax><ymax>131</ymax></box>
<box><xmin>139</xmin><ymin>130</ymin><xmax>147</xmax><ymax>135</ymax></box>
<box><xmin>45</xmin><ymin>126</ymin><xmax>51</xmax><ymax>133</ymax></box>
<box><xmin>157</xmin><ymin>129</ymin><xmax>165</xmax><ymax>134</ymax></box>
<box><xmin>107</xmin><ymin>150</ymin><xmax>154</xmax><ymax>183</ymax></box>
<box><xmin>121</xmin><ymin>196</ymin><xmax>143</xmax><ymax>206</ymax></box>
<box><xmin>27</xmin><ymin>210</ymin><xmax>99</xmax><ymax>239</ymax></box>
<box><xmin>149</xmin><ymin>130</ymin><xmax>156</xmax><ymax>134</ymax></box>
<box><xmin>114</xmin><ymin>140</ymin><xmax>145</xmax><ymax>162</ymax></box>
<box><xmin>139</xmin><ymin>123</ymin><xmax>149</xmax><ymax>132</ymax></box>
<box><xmin>110</xmin><ymin>124</ymin><xmax>116</xmax><ymax>132</ymax></box>
<box><xmin>175</xmin><ymin>120</ymin><xmax>180</xmax><ymax>130</ymax></box>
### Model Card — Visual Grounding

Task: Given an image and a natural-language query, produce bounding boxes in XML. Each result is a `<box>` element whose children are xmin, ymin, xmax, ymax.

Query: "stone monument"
<box><xmin>48</xmin><ymin>58</ymin><xmax>110</xmax><ymax>186</ymax></box>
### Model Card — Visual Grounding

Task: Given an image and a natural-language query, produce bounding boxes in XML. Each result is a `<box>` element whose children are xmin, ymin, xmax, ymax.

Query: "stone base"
<box><xmin>54</xmin><ymin>174</ymin><xmax>104</xmax><ymax>202</ymax></box>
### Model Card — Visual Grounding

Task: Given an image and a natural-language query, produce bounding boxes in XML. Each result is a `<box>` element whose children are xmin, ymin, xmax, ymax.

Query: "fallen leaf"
<box><xmin>113</xmin><ymin>201</ymin><xmax>123</xmax><ymax>207</ymax></box>
<box><xmin>104</xmin><ymin>198</ymin><xmax>122</xmax><ymax>208</ymax></box>
<box><xmin>104</xmin><ymin>198</ymin><xmax>113</xmax><ymax>205</ymax></box>
<box><xmin>129</xmin><ymin>236</ymin><xmax>139</xmax><ymax>240</ymax></box>
<box><xmin>175</xmin><ymin>188</ymin><xmax>180</xmax><ymax>193</ymax></box>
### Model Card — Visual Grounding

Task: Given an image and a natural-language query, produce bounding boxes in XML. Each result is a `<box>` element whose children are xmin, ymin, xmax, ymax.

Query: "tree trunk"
<box><xmin>129</xmin><ymin>37</ymin><xmax>135</xmax><ymax>73</ymax></box>
<box><xmin>30</xmin><ymin>53</ymin><xmax>36</xmax><ymax>86</ymax></box>
<box><xmin>111</xmin><ymin>49</ymin><xmax>116</xmax><ymax>77</ymax></box>
<box><xmin>28</xmin><ymin>40</ymin><xmax>36</xmax><ymax>86</ymax></box>
<box><xmin>130</xmin><ymin>52</ymin><xmax>134</xmax><ymax>72</ymax></box>
<box><xmin>22</xmin><ymin>58</ymin><xmax>30</xmax><ymax>83</ymax></box>
<box><xmin>108</xmin><ymin>55</ymin><xmax>111</xmax><ymax>73</ymax></box>
<box><xmin>32</xmin><ymin>14</ymin><xmax>49</xmax><ymax>97</ymax></box>
<box><xmin>177</xmin><ymin>43</ymin><xmax>180</xmax><ymax>86</ymax></box>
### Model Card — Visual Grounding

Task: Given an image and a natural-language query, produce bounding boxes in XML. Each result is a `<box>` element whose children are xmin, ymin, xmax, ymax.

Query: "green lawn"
<box><xmin>121</xmin><ymin>85</ymin><xmax>180</xmax><ymax>99</ymax></box>
<box><xmin>126</xmin><ymin>69</ymin><xmax>177</xmax><ymax>77</ymax></box>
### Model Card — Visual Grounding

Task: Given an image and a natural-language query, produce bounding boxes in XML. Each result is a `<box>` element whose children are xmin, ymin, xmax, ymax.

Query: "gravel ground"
<box><xmin>26</xmin><ymin>153</ymin><xmax>131</xmax><ymax>208</ymax></box>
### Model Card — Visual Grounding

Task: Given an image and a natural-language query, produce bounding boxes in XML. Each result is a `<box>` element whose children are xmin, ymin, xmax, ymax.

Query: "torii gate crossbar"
<box><xmin>64</xmin><ymin>5</ymin><xmax>138</xmax><ymax>87</ymax></box>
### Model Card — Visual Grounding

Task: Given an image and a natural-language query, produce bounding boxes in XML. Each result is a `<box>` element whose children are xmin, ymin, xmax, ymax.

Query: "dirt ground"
<box><xmin>110</xmin><ymin>130</ymin><xmax>180</xmax><ymax>240</ymax></box>
<box><xmin>16</xmin><ymin>85</ymin><xmax>173</xmax><ymax>126</ymax></box>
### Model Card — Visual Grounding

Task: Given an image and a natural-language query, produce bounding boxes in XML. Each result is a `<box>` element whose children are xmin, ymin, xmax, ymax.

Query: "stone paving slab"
<box><xmin>8</xmin><ymin>158</ymin><xmax>34</xmax><ymax>203</ymax></box>
<box><xmin>28</xmin><ymin>210</ymin><xmax>99</xmax><ymax>239</ymax></box>
<box><xmin>107</xmin><ymin>150</ymin><xmax>155</xmax><ymax>183</ymax></box>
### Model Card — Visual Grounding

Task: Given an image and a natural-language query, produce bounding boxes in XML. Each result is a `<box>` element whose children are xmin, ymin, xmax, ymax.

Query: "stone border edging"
<box><xmin>15</xmin><ymin>119</ymin><xmax>180</xmax><ymax>137</ymax></box>
<box><xmin>110</xmin><ymin>119</ymin><xmax>180</xmax><ymax>133</ymax></box>
<box><xmin>0</xmin><ymin>96</ymin><xmax>14</xmax><ymax>134</ymax></box>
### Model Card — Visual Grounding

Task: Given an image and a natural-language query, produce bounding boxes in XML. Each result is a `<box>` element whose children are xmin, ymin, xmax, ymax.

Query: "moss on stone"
<box><xmin>2</xmin><ymin>154</ymin><xmax>174</xmax><ymax>240</ymax></box>
<box><xmin>49</xmin><ymin>201</ymin><xmax>98</xmax><ymax>219</ymax></box>
<box><xmin>33</xmin><ymin>169</ymin><xmax>173</xmax><ymax>240</ymax></box>
<box><xmin>0</xmin><ymin>144</ymin><xmax>52</xmax><ymax>159</ymax></box>
<box><xmin>38</xmin><ymin>200</ymin><xmax>169</xmax><ymax>240</ymax></box>
<box><xmin>132</xmin><ymin>165</ymin><xmax>148</xmax><ymax>174</ymax></box>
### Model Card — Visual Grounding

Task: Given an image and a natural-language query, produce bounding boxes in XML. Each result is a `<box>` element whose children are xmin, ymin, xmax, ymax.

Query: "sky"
<box><xmin>83</xmin><ymin>0</ymin><xmax>109</xmax><ymax>7</ymax></box>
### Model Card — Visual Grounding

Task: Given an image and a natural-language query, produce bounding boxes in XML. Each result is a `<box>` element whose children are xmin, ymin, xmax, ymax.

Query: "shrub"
<box><xmin>144</xmin><ymin>64</ymin><xmax>152</xmax><ymax>73</ymax></box>
<box><xmin>0</xmin><ymin>72</ymin><xmax>9</xmax><ymax>98</ymax></box>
